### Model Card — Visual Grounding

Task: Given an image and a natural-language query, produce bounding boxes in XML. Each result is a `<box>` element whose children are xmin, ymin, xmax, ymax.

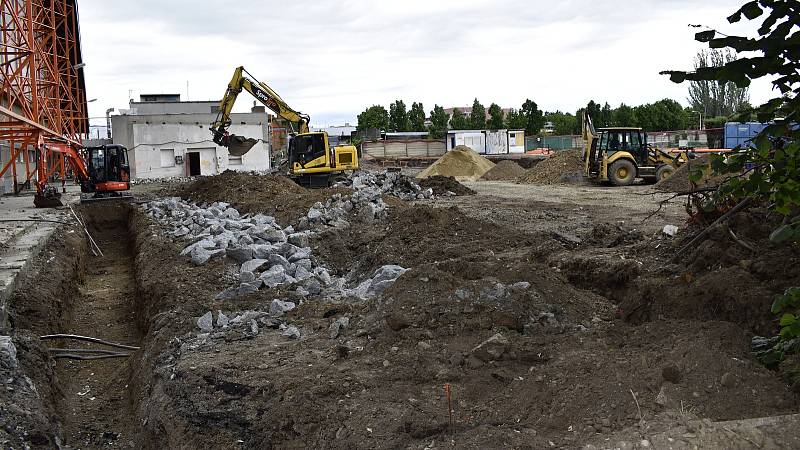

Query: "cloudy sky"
<box><xmin>79</xmin><ymin>0</ymin><xmax>773</xmax><ymax>129</ymax></box>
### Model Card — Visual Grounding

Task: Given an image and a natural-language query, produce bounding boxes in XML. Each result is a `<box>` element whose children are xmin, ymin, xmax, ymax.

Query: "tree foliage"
<box><xmin>688</xmin><ymin>49</ymin><xmax>751</xmax><ymax>117</ymax></box>
<box><xmin>505</xmin><ymin>108</ymin><xmax>526</xmax><ymax>130</ymax></box>
<box><xmin>450</xmin><ymin>107</ymin><xmax>470</xmax><ymax>130</ymax></box>
<box><xmin>613</xmin><ymin>103</ymin><xmax>635</xmax><ymax>127</ymax></box>
<box><xmin>469</xmin><ymin>99</ymin><xmax>486</xmax><ymax>129</ymax></box>
<box><xmin>409</xmin><ymin>102</ymin><xmax>426</xmax><ymax>132</ymax></box>
<box><xmin>663</xmin><ymin>0</ymin><xmax>800</xmax><ymax>362</ymax></box>
<box><xmin>521</xmin><ymin>99</ymin><xmax>544</xmax><ymax>135</ymax></box>
<box><xmin>544</xmin><ymin>111</ymin><xmax>578</xmax><ymax>135</ymax></box>
<box><xmin>389</xmin><ymin>100</ymin><xmax>410</xmax><ymax>132</ymax></box>
<box><xmin>487</xmin><ymin>103</ymin><xmax>505</xmax><ymax>130</ymax></box>
<box><xmin>428</xmin><ymin>104</ymin><xmax>449</xmax><ymax>139</ymax></box>
<box><xmin>356</xmin><ymin>105</ymin><xmax>389</xmax><ymax>132</ymax></box>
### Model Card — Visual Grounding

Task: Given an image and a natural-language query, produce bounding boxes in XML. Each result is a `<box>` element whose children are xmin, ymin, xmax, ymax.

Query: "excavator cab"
<box><xmin>82</xmin><ymin>145</ymin><xmax>131</xmax><ymax>200</ymax></box>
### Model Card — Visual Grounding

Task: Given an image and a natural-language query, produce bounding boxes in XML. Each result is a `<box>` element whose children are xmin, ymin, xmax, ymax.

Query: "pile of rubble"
<box><xmin>336</xmin><ymin>170</ymin><xmax>433</xmax><ymax>201</ymax></box>
<box><xmin>298</xmin><ymin>190</ymin><xmax>388</xmax><ymax>230</ymax></box>
<box><xmin>143</xmin><ymin>198</ymin><xmax>408</xmax><ymax>302</ymax></box>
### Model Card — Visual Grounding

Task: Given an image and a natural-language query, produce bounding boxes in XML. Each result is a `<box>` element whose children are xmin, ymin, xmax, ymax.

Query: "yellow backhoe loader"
<box><xmin>210</xmin><ymin>66</ymin><xmax>359</xmax><ymax>187</ymax></box>
<box><xmin>582</xmin><ymin>113</ymin><xmax>688</xmax><ymax>186</ymax></box>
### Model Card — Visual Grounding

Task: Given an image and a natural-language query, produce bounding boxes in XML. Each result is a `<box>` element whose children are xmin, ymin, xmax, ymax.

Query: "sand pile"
<box><xmin>418</xmin><ymin>176</ymin><xmax>476</xmax><ymax>196</ymax></box>
<box><xmin>656</xmin><ymin>155</ymin><xmax>726</xmax><ymax>193</ymax></box>
<box><xmin>517</xmin><ymin>150</ymin><xmax>583</xmax><ymax>185</ymax></box>
<box><xmin>417</xmin><ymin>146</ymin><xmax>495</xmax><ymax>182</ymax></box>
<box><xmin>480</xmin><ymin>160</ymin><xmax>527</xmax><ymax>181</ymax></box>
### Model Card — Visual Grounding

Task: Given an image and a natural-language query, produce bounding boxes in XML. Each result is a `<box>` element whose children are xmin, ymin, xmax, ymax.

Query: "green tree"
<box><xmin>613</xmin><ymin>103</ymin><xmax>636</xmax><ymax>126</ymax></box>
<box><xmin>428</xmin><ymin>104</ymin><xmax>449</xmax><ymax>139</ymax></box>
<box><xmin>389</xmin><ymin>100</ymin><xmax>410</xmax><ymax>132</ymax></box>
<box><xmin>469</xmin><ymin>99</ymin><xmax>486</xmax><ymax>129</ymax></box>
<box><xmin>521</xmin><ymin>99</ymin><xmax>544</xmax><ymax>135</ymax></box>
<box><xmin>662</xmin><ymin>1</ymin><xmax>800</xmax><ymax>362</ymax></box>
<box><xmin>450</xmin><ymin>107</ymin><xmax>470</xmax><ymax>130</ymax></box>
<box><xmin>600</xmin><ymin>102</ymin><xmax>613</xmax><ymax>128</ymax></box>
<box><xmin>487</xmin><ymin>103</ymin><xmax>505</xmax><ymax>130</ymax></box>
<box><xmin>545</xmin><ymin>111</ymin><xmax>578</xmax><ymax>136</ymax></box>
<box><xmin>356</xmin><ymin>105</ymin><xmax>389</xmax><ymax>132</ymax></box>
<box><xmin>688</xmin><ymin>49</ymin><xmax>751</xmax><ymax>117</ymax></box>
<box><xmin>505</xmin><ymin>108</ymin><xmax>526</xmax><ymax>130</ymax></box>
<box><xmin>585</xmin><ymin>100</ymin><xmax>602</xmax><ymax>126</ymax></box>
<box><xmin>409</xmin><ymin>102</ymin><xmax>426</xmax><ymax>132</ymax></box>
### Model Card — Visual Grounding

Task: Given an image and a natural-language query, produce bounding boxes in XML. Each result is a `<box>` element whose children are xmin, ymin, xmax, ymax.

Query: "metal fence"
<box><xmin>362</xmin><ymin>140</ymin><xmax>446</xmax><ymax>159</ymax></box>
<box><xmin>524</xmin><ymin>128</ymin><xmax>724</xmax><ymax>151</ymax></box>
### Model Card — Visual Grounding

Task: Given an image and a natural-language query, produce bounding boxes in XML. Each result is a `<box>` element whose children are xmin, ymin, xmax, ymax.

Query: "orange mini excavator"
<box><xmin>34</xmin><ymin>140</ymin><xmax>132</xmax><ymax>207</ymax></box>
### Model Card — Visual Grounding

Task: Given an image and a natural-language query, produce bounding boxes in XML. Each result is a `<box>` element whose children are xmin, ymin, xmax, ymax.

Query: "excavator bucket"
<box><xmin>227</xmin><ymin>134</ymin><xmax>259</xmax><ymax>156</ymax></box>
<box><xmin>33</xmin><ymin>187</ymin><xmax>64</xmax><ymax>208</ymax></box>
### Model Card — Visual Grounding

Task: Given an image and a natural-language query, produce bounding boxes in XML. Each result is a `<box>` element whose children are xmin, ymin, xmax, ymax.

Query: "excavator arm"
<box><xmin>210</xmin><ymin>66</ymin><xmax>310</xmax><ymax>156</ymax></box>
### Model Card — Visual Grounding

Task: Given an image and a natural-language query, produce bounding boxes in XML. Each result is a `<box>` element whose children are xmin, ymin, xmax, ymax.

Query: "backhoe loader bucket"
<box><xmin>227</xmin><ymin>134</ymin><xmax>259</xmax><ymax>156</ymax></box>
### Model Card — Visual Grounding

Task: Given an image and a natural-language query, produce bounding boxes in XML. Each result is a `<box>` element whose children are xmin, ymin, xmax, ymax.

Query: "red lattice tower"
<box><xmin>0</xmin><ymin>0</ymin><xmax>88</xmax><ymax>194</ymax></box>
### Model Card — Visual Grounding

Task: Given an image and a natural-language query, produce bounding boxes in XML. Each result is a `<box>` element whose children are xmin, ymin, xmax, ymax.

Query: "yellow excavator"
<box><xmin>211</xmin><ymin>66</ymin><xmax>359</xmax><ymax>187</ymax></box>
<box><xmin>582</xmin><ymin>112</ymin><xmax>688</xmax><ymax>186</ymax></box>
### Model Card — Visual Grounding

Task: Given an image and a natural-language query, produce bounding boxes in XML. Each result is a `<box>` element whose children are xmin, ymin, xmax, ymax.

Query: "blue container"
<box><xmin>748</xmin><ymin>123</ymin><xmax>767</xmax><ymax>137</ymax></box>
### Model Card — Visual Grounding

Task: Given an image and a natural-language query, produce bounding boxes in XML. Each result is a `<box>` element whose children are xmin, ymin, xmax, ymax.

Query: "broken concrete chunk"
<box><xmin>662</xmin><ymin>224</ymin><xmax>679</xmax><ymax>237</ymax></box>
<box><xmin>216</xmin><ymin>311</ymin><xmax>230</xmax><ymax>328</ymax></box>
<box><xmin>260</xmin><ymin>265</ymin><xmax>288</xmax><ymax>288</ymax></box>
<box><xmin>241</xmin><ymin>258</ymin><xmax>269</xmax><ymax>274</ymax></box>
<box><xmin>191</xmin><ymin>246</ymin><xmax>213</xmax><ymax>266</ymax></box>
<box><xmin>227</xmin><ymin>247</ymin><xmax>254</xmax><ymax>264</ymax></box>
<box><xmin>249</xmin><ymin>319</ymin><xmax>259</xmax><ymax>335</ymax></box>
<box><xmin>288</xmin><ymin>247</ymin><xmax>312</xmax><ymax>263</ymax></box>
<box><xmin>287</xmin><ymin>232</ymin><xmax>310</xmax><ymax>248</ymax></box>
<box><xmin>239</xmin><ymin>271</ymin><xmax>256</xmax><ymax>284</ymax></box>
<box><xmin>552</xmin><ymin>231</ymin><xmax>582</xmax><ymax>246</ymax></box>
<box><xmin>294</xmin><ymin>265</ymin><xmax>313</xmax><ymax>281</ymax></box>
<box><xmin>270</xmin><ymin>299</ymin><xmax>296</xmax><ymax>317</ymax></box>
<box><xmin>215</xmin><ymin>287</ymin><xmax>239</xmax><ymax>301</ymax></box>
<box><xmin>329</xmin><ymin>316</ymin><xmax>350</xmax><ymax>339</ymax></box>
<box><xmin>197</xmin><ymin>311</ymin><xmax>214</xmax><ymax>332</ymax></box>
<box><xmin>281</xmin><ymin>325</ymin><xmax>301</xmax><ymax>340</ymax></box>
<box><xmin>0</xmin><ymin>336</ymin><xmax>18</xmax><ymax>369</ymax></box>
<box><xmin>471</xmin><ymin>333</ymin><xmax>510</xmax><ymax>362</ymax></box>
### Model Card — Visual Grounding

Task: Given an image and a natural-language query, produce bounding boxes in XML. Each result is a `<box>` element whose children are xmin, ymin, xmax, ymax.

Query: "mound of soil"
<box><xmin>517</xmin><ymin>149</ymin><xmax>583</xmax><ymax>185</ymax></box>
<box><xmin>656</xmin><ymin>155</ymin><xmax>726</xmax><ymax>193</ymax></box>
<box><xmin>480</xmin><ymin>160</ymin><xmax>527</xmax><ymax>181</ymax></box>
<box><xmin>417</xmin><ymin>146</ymin><xmax>495</xmax><ymax>182</ymax></box>
<box><xmin>174</xmin><ymin>170</ymin><xmax>350</xmax><ymax>225</ymax></box>
<box><xmin>418</xmin><ymin>175</ymin><xmax>475</xmax><ymax>196</ymax></box>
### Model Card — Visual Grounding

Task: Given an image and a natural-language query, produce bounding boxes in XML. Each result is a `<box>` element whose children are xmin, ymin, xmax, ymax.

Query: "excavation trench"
<box><xmin>7</xmin><ymin>202</ymin><xmax>147</xmax><ymax>448</ymax></box>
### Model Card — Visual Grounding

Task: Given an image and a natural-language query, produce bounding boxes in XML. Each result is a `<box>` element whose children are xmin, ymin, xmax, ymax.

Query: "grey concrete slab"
<box><xmin>0</xmin><ymin>185</ymin><xmax>81</xmax><ymax>333</ymax></box>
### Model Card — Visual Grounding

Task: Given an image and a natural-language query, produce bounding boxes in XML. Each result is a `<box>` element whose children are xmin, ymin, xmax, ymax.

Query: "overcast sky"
<box><xmin>79</xmin><ymin>0</ymin><xmax>774</xmax><ymax>129</ymax></box>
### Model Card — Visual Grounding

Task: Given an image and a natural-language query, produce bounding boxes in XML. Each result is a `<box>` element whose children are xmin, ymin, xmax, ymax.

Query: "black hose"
<box><xmin>48</xmin><ymin>348</ymin><xmax>131</xmax><ymax>356</ymax></box>
<box><xmin>52</xmin><ymin>353</ymin><xmax>131</xmax><ymax>361</ymax></box>
<box><xmin>40</xmin><ymin>334</ymin><xmax>140</xmax><ymax>351</ymax></box>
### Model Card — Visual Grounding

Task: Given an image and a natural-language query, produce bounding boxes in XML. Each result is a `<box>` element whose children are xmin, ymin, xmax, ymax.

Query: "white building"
<box><xmin>446</xmin><ymin>129</ymin><xmax>525</xmax><ymax>155</ymax></box>
<box><xmin>111</xmin><ymin>95</ymin><xmax>270</xmax><ymax>179</ymax></box>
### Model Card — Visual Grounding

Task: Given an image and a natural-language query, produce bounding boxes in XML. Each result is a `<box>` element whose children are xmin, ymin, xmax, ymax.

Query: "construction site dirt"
<box><xmin>3</xmin><ymin>173</ymin><xmax>799</xmax><ymax>449</ymax></box>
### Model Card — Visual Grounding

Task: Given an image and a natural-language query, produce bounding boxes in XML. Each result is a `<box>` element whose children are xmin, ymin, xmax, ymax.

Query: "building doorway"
<box><xmin>187</xmin><ymin>152</ymin><xmax>201</xmax><ymax>176</ymax></box>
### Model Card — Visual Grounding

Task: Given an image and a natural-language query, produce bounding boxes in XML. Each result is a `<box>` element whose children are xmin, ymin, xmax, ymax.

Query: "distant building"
<box><xmin>111</xmin><ymin>94</ymin><xmax>270</xmax><ymax>179</ymax></box>
<box><xmin>542</xmin><ymin>121</ymin><xmax>555</xmax><ymax>135</ymax></box>
<box><xmin>447</xmin><ymin>129</ymin><xmax>525</xmax><ymax>155</ymax></box>
<box><xmin>311</xmin><ymin>124</ymin><xmax>356</xmax><ymax>146</ymax></box>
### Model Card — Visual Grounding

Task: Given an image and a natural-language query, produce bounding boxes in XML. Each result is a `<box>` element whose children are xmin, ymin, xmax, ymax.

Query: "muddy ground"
<box><xmin>3</xmin><ymin>174</ymin><xmax>799</xmax><ymax>449</ymax></box>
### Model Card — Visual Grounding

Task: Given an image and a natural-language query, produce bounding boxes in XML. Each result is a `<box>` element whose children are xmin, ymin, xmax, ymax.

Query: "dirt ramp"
<box><xmin>517</xmin><ymin>149</ymin><xmax>583</xmax><ymax>185</ymax></box>
<box><xmin>480</xmin><ymin>160</ymin><xmax>527</xmax><ymax>181</ymax></box>
<box><xmin>417</xmin><ymin>146</ymin><xmax>495</xmax><ymax>182</ymax></box>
